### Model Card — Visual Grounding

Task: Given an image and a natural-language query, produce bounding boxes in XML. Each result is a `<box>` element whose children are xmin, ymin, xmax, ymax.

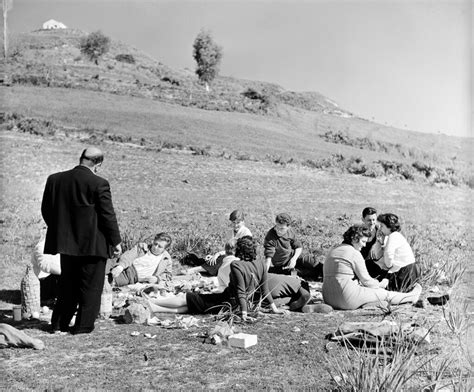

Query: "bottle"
<box><xmin>21</xmin><ymin>265</ymin><xmax>41</xmax><ymax>319</ymax></box>
<box><xmin>99</xmin><ymin>278</ymin><xmax>113</xmax><ymax>319</ymax></box>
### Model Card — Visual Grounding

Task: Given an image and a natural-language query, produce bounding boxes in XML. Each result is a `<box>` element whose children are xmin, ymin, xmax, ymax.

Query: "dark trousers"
<box><xmin>365</xmin><ymin>260</ymin><xmax>421</xmax><ymax>292</ymax></box>
<box><xmin>51</xmin><ymin>255</ymin><xmax>106</xmax><ymax>334</ymax></box>
<box><xmin>269</xmin><ymin>254</ymin><xmax>323</xmax><ymax>281</ymax></box>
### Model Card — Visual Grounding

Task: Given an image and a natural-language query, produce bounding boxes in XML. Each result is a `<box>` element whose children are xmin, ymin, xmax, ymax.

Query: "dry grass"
<box><xmin>0</xmin><ymin>123</ymin><xmax>472</xmax><ymax>389</ymax></box>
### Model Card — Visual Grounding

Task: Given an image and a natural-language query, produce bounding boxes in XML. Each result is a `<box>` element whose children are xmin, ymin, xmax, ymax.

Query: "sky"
<box><xmin>6</xmin><ymin>0</ymin><xmax>472</xmax><ymax>138</ymax></box>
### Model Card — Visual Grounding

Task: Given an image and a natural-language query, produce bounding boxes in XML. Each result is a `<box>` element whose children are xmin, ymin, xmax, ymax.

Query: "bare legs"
<box><xmin>147</xmin><ymin>293</ymin><xmax>189</xmax><ymax>314</ymax></box>
<box><xmin>385</xmin><ymin>283</ymin><xmax>422</xmax><ymax>305</ymax></box>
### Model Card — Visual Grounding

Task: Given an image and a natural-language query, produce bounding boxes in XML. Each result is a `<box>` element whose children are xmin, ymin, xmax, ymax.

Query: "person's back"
<box><xmin>42</xmin><ymin>165</ymin><xmax>119</xmax><ymax>258</ymax></box>
<box><xmin>41</xmin><ymin>147</ymin><xmax>122</xmax><ymax>334</ymax></box>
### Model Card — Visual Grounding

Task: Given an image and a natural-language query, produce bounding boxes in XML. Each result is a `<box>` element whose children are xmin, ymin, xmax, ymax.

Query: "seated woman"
<box><xmin>373</xmin><ymin>213</ymin><xmax>421</xmax><ymax>292</ymax></box>
<box><xmin>322</xmin><ymin>225</ymin><xmax>422</xmax><ymax>310</ymax></box>
<box><xmin>147</xmin><ymin>236</ymin><xmax>288</xmax><ymax>321</ymax></box>
<box><xmin>109</xmin><ymin>233</ymin><xmax>173</xmax><ymax>287</ymax></box>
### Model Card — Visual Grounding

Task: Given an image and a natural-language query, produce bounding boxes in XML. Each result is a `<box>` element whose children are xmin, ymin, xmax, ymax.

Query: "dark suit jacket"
<box><xmin>41</xmin><ymin>165</ymin><xmax>121</xmax><ymax>258</ymax></box>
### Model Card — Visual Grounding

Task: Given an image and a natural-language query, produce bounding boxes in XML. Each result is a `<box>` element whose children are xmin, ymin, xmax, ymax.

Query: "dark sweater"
<box><xmin>227</xmin><ymin>258</ymin><xmax>274</xmax><ymax>313</ymax></box>
<box><xmin>263</xmin><ymin>227</ymin><xmax>302</xmax><ymax>267</ymax></box>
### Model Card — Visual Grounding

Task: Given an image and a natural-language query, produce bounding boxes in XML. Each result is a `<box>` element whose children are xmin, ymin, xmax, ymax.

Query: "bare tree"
<box><xmin>2</xmin><ymin>0</ymin><xmax>13</xmax><ymax>59</ymax></box>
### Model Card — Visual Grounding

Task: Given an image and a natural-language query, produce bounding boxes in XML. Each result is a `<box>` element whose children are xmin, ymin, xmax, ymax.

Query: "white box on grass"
<box><xmin>228</xmin><ymin>333</ymin><xmax>258</xmax><ymax>348</ymax></box>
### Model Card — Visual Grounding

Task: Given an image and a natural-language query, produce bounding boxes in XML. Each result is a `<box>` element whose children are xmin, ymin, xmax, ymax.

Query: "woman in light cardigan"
<box><xmin>375</xmin><ymin>213</ymin><xmax>421</xmax><ymax>292</ymax></box>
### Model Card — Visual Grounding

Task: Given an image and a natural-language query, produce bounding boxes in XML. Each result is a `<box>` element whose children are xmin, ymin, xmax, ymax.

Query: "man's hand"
<box><xmin>138</xmin><ymin>242</ymin><xmax>148</xmax><ymax>252</ymax></box>
<box><xmin>113</xmin><ymin>243</ymin><xmax>122</xmax><ymax>256</ymax></box>
<box><xmin>110</xmin><ymin>265</ymin><xmax>124</xmax><ymax>278</ymax></box>
<box><xmin>207</xmin><ymin>252</ymin><xmax>222</xmax><ymax>266</ymax></box>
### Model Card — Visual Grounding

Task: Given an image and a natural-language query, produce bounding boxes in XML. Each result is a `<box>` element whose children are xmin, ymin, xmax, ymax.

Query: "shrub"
<box><xmin>161</xmin><ymin>76</ymin><xmax>180</xmax><ymax>86</ymax></box>
<box><xmin>115</xmin><ymin>53</ymin><xmax>135</xmax><ymax>64</ymax></box>
<box><xmin>242</xmin><ymin>88</ymin><xmax>265</xmax><ymax>101</ymax></box>
<box><xmin>11</xmin><ymin>74</ymin><xmax>49</xmax><ymax>86</ymax></box>
<box><xmin>346</xmin><ymin>156</ymin><xmax>367</xmax><ymax>174</ymax></box>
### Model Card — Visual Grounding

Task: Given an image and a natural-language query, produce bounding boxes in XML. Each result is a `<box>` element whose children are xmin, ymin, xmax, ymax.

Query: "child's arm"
<box><xmin>382</xmin><ymin>234</ymin><xmax>397</xmax><ymax>270</ymax></box>
<box><xmin>284</xmin><ymin>247</ymin><xmax>302</xmax><ymax>270</ymax></box>
<box><xmin>263</xmin><ymin>231</ymin><xmax>276</xmax><ymax>270</ymax></box>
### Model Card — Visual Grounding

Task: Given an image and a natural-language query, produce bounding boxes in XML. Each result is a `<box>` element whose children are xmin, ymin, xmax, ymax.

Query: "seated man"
<box><xmin>181</xmin><ymin>209</ymin><xmax>252</xmax><ymax>276</ymax></box>
<box><xmin>109</xmin><ymin>232</ymin><xmax>173</xmax><ymax>287</ymax></box>
<box><xmin>185</xmin><ymin>239</ymin><xmax>239</xmax><ymax>293</ymax></box>
<box><xmin>359</xmin><ymin>207</ymin><xmax>384</xmax><ymax>278</ymax></box>
<box><xmin>264</xmin><ymin>213</ymin><xmax>322</xmax><ymax>280</ymax></box>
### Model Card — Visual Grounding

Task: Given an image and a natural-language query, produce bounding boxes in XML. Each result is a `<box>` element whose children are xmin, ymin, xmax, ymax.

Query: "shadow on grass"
<box><xmin>0</xmin><ymin>309</ymin><xmax>51</xmax><ymax>332</ymax></box>
<box><xmin>0</xmin><ymin>289</ymin><xmax>21</xmax><ymax>306</ymax></box>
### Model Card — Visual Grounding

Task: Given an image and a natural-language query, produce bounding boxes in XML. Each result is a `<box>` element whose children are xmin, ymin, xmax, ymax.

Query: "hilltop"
<box><xmin>1</xmin><ymin>28</ymin><xmax>472</xmax><ymax>186</ymax></box>
<box><xmin>2</xmin><ymin>28</ymin><xmax>349</xmax><ymax>116</ymax></box>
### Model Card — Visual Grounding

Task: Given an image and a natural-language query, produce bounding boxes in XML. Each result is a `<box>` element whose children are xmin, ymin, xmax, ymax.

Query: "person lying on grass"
<box><xmin>264</xmin><ymin>213</ymin><xmax>322</xmax><ymax>280</ymax></box>
<box><xmin>322</xmin><ymin>224</ymin><xmax>422</xmax><ymax>310</ymax></box>
<box><xmin>109</xmin><ymin>232</ymin><xmax>173</xmax><ymax>287</ymax></box>
<box><xmin>185</xmin><ymin>238</ymin><xmax>312</xmax><ymax>311</ymax></box>
<box><xmin>181</xmin><ymin>209</ymin><xmax>252</xmax><ymax>276</ymax></box>
<box><xmin>147</xmin><ymin>236</ymin><xmax>289</xmax><ymax>321</ymax></box>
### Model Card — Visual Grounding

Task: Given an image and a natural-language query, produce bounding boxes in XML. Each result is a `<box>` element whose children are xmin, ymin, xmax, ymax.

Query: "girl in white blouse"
<box><xmin>376</xmin><ymin>213</ymin><xmax>420</xmax><ymax>292</ymax></box>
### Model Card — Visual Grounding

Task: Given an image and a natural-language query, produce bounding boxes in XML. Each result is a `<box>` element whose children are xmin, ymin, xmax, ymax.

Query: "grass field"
<box><xmin>0</xmin><ymin>127</ymin><xmax>472</xmax><ymax>390</ymax></box>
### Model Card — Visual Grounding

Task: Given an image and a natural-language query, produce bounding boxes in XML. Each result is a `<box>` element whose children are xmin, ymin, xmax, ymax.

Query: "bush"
<box><xmin>11</xmin><ymin>74</ymin><xmax>49</xmax><ymax>86</ymax></box>
<box><xmin>346</xmin><ymin>156</ymin><xmax>367</xmax><ymax>175</ymax></box>
<box><xmin>115</xmin><ymin>53</ymin><xmax>135</xmax><ymax>64</ymax></box>
<box><xmin>161</xmin><ymin>76</ymin><xmax>180</xmax><ymax>86</ymax></box>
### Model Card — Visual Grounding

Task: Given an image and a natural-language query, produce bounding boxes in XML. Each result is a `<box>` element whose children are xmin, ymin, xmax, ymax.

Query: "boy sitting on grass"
<box><xmin>264</xmin><ymin>213</ymin><xmax>322</xmax><ymax>280</ymax></box>
<box><xmin>109</xmin><ymin>232</ymin><xmax>173</xmax><ymax>287</ymax></box>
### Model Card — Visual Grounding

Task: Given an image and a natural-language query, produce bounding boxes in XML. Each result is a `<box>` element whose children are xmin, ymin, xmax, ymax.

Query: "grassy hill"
<box><xmin>1</xmin><ymin>28</ymin><xmax>472</xmax><ymax>186</ymax></box>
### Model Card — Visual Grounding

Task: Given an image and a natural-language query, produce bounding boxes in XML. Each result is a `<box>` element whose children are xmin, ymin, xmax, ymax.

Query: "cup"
<box><xmin>12</xmin><ymin>305</ymin><xmax>22</xmax><ymax>321</ymax></box>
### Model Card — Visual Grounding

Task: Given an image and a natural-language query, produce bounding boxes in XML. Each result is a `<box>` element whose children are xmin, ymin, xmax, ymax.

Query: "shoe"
<box><xmin>288</xmin><ymin>289</ymin><xmax>311</xmax><ymax>311</ymax></box>
<box><xmin>427</xmin><ymin>294</ymin><xmax>450</xmax><ymax>306</ymax></box>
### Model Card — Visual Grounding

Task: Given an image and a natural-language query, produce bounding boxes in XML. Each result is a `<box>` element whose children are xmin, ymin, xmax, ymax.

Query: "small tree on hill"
<box><xmin>192</xmin><ymin>29</ymin><xmax>222</xmax><ymax>92</ymax></box>
<box><xmin>80</xmin><ymin>30</ymin><xmax>110</xmax><ymax>65</ymax></box>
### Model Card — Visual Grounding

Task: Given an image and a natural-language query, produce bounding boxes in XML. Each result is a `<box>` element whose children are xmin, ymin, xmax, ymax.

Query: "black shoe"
<box><xmin>288</xmin><ymin>289</ymin><xmax>311</xmax><ymax>311</ymax></box>
<box><xmin>427</xmin><ymin>294</ymin><xmax>450</xmax><ymax>306</ymax></box>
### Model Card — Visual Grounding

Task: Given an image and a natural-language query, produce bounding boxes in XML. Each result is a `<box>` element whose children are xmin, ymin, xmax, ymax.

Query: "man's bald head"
<box><xmin>79</xmin><ymin>147</ymin><xmax>104</xmax><ymax>166</ymax></box>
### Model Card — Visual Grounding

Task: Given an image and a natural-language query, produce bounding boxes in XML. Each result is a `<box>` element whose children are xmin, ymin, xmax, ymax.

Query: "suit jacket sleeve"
<box><xmin>96</xmin><ymin>179</ymin><xmax>121</xmax><ymax>246</ymax></box>
<box><xmin>41</xmin><ymin>177</ymin><xmax>53</xmax><ymax>227</ymax></box>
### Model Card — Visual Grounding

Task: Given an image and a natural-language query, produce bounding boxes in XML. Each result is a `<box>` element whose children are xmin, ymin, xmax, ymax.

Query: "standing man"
<box><xmin>41</xmin><ymin>147</ymin><xmax>122</xmax><ymax>334</ymax></box>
